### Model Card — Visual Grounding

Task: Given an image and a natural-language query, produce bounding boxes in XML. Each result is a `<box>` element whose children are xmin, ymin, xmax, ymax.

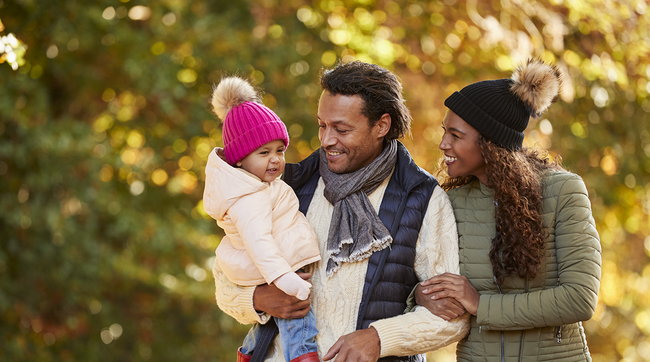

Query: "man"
<box><xmin>212</xmin><ymin>61</ymin><xmax>469</xmax><ymax>362</ymax></box>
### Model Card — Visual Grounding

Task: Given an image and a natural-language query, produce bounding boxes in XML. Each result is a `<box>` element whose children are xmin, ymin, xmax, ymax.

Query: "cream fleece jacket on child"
<box><xmin>212</xmin><ymin>176</ymin><xmax>470</xmax><ymax>360</ymax></box>
<box><xmin>203</xmin><ymin>150</ymin><xmax>321</xmax><ymax>297</ymax></box>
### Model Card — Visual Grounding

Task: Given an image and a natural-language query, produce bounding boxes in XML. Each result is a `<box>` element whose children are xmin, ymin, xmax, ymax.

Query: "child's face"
<box><xmin>236</xmin><ymin>139</ymin><xmax>286</xmax><ymax>183</ymax></box>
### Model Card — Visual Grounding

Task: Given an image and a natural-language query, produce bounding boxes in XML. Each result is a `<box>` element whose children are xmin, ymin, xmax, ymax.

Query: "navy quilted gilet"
<box><xmin>283</xmin><ymin>142</ymin><xmax>437</xmax><ymax>362</ymax></box>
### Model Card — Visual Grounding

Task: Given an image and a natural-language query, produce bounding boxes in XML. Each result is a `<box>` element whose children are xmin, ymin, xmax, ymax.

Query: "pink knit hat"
<box><xmin>222</xmin><ymin>101</ymin><xmax>289</xmax><ymax>165</ymax></box>
<box><xmin>211</xmin><ymin>77</ymin><xmax>290</xmax><ymax>165</ymax></box>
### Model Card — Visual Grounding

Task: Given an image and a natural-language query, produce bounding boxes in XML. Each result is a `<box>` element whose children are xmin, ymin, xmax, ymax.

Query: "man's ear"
<box><xmin>374</xmin><ymin>113</ymin><xmax>391</xmax><ymax>138</ymax></box>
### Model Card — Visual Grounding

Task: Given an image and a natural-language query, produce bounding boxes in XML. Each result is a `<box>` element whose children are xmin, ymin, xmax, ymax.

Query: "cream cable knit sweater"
<box><xmin>213</xmin><ymin>176</ymin><xmax>470</xmax><ymax>360</ymax></box>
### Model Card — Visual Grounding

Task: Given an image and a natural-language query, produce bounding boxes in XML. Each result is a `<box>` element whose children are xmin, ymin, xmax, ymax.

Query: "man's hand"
<box><xmin>414</xmin><ymin>282</ymin><xmax>466</xmax><ymax>321</ymax></box>
<box><xmin>252</xmin><ymin>272</ymin><xmax>312</xmax><ymax>319</ymax></box>
<box><xmin>323</xmin><ymin>327</ymin><xmax>381</xmax><ymax>362</ymax></box>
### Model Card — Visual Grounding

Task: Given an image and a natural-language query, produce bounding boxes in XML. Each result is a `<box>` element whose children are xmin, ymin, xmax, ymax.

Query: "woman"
<box><xmin>415</xmin><ymin>59</ymin><xmax>601</xmax><ymax>361</ymax></box>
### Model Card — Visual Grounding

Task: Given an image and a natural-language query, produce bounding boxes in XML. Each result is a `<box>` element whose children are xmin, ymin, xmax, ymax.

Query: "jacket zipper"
<box><xmin>517</xmin><ymin>279</ymin><xmax>529</xmax><ymax>362</ymax></box>
<box><xmin>556</xmin><ymin>278</ymin><xmax>562</xmax><ymax>343</ymax></box>
<box><xmin>493</xmin><ymin>276</ymin><xmax>504</xmax><ymax>362</ymax></box>
<box><xmin>501</xmin><ymin>332</ymin><xmax>505</xmax><ymax>362</ymax></box>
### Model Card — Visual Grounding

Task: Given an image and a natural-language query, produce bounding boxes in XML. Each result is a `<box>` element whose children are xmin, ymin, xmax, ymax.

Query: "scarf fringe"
<box><xmin>320</xmin><ymin>140</ymin><xmax>398</xmax><ymax>278</ymax></box>
<box><xmin>326</xmin><ymin>235</ymin><xmax>393</xmax><ymax>277</ymax></box>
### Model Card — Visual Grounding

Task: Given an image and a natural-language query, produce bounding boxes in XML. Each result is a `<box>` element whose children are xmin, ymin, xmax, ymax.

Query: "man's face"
<box><xmin>317</xmin><ymin>91</ymin><xmax>390</xmax><ymax>174</ymax></box>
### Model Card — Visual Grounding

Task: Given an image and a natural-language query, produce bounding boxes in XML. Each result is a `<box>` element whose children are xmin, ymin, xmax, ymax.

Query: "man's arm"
<box><xmin>212</xmin><ymin>256</ymin><xmax>311</xmax><ymax>324</ymax></box>
<box><xmin>324</xmin><ymin>187</ymin><xmax>469</xmax><ymax>361</ymax></box>
<box><xmin>212</xmin><ymin>257</ymin><xmax>269</xmax><ymax>325</ymax></box>
<box><xmin>368</xmin><ymin>186</ymin><xmax>470</xmax><ymax>356</ymax></box>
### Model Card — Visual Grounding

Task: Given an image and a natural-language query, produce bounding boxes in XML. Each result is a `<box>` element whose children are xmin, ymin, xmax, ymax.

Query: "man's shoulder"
<box><xmin>392</xmin><ymin>141</ymin><xmax>438</xmax><ymax>190</ymax></box>
<box><xmin>283</xmin><ymin>149</ymin><xmax>321</xmax><ymax>191</ymax></box>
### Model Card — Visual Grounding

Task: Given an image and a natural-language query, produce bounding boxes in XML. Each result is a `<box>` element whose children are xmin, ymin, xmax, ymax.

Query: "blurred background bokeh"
<box><xmin>1</xmin><ymin>0</ymin><xmax>649</xmax><ymax>361</ymax></box>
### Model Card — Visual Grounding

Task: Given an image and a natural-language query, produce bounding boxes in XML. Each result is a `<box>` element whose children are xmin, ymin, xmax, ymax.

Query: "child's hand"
<box><xmin>273</xmin><ymin>272</ymin><xmax>312</xmax><ymax>301</ymax></box>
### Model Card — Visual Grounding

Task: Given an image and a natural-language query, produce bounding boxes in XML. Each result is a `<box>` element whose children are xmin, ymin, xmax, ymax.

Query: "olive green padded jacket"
<box><xmin>449</xmin><ymin>171</ymin><xmax>601</xmax><ymax>361</ymax></box>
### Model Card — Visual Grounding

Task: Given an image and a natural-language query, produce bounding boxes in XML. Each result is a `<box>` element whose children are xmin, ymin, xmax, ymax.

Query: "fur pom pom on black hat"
<box><xmin>444</xmin><ymin>58</ymin><xmax>562</xmax><ymax>150</ymax></box>
<box><xmin>511</xmin><ymin>59</ymin><xmax>562</xmax><ymax>118</ymax></box>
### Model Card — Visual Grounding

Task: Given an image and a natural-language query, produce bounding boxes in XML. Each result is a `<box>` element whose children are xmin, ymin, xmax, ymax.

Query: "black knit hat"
<box><xmin>444</xmin><ymin>59</ymin><xmax>562</xmax><ymax>150</ymax></box>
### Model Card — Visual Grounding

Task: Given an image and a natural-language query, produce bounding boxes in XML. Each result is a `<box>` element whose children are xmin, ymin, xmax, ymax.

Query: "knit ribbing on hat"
<box><xmin>444</xmin><ymin>79</ymin><xmax>529</xmax><ymax>150</ymax></box>
<box><xmin>222</xmin><ymin>101</ymin><xmax>290</xmax><ymax>165</ymax></box>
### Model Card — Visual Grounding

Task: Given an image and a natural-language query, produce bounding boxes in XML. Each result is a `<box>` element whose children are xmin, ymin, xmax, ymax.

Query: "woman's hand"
<box><xmin>415</xmin><ymin>282</ymin><xmax>466</xmax><ymax>320</ymax></box>
<box><xmin>420</xmin><ymin>272</ymin><xmax>480</xmax><ymax>316</ymax></box>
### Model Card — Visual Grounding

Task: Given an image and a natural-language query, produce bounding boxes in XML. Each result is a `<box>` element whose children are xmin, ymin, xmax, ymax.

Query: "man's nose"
<box><xmin>320</xmin><ymin>128</ymin><xmax>336</xmax><ymax>148</ymax></box>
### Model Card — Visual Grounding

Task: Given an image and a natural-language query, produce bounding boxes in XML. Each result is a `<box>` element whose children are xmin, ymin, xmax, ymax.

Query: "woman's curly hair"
<box><xmin>440</xmin><ymin>136</ymin><xmax>565</xmax><ymax>285</ymax></box>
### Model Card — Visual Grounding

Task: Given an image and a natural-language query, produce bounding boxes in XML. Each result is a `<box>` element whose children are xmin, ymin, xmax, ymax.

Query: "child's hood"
<box><xmin>202</xmin><ymin>148</ymin><xmax>268</xmax><ymax>220</ymax></box>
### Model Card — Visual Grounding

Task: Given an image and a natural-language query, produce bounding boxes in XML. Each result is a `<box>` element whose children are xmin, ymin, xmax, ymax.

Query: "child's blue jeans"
<box><xmin>241</xmin><ymin>309</ymin><xmax>318</xmax><ymax>361</ymax></box>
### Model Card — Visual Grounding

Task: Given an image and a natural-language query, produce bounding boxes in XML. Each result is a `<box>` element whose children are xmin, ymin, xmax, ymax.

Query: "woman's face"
<box><xmin>439</xmin><ymin>110</ymin><xmax>488</xmax><ymax>185</ymax></box>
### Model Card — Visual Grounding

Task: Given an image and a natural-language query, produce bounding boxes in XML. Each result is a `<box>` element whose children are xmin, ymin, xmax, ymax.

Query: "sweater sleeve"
<box><xmin>370</xmin><ymin>187</ymin><xmax>470</xmax><ymax>356</ymax></box>
<box><xmin>476</xmin><ymin>174</ymin><xmax>602</xmax><ymax>330</ymax></box>
<box><xmin>212</xmin><ymin>255</ymin><xmax>271</xmax><ymax>325</ymax></box>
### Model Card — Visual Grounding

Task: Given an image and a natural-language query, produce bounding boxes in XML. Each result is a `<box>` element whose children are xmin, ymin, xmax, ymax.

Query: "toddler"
<box><xmin>203</xmin><ymin>76</ymin><xmax>320</xmax><ymax>362</ymax></box>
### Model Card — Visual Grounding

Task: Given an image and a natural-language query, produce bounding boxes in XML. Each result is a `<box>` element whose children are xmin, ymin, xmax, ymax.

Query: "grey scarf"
<box><xmin>319</xmin><ymin>140</ymin><xmax>398</xmax><ymax>276</ymax></box>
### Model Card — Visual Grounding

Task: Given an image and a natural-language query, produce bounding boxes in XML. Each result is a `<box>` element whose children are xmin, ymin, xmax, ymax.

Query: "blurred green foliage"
<box><xmin>1</xmin><ymin>0</ymin><xmax>649</xmax><ymax>361</ymax></box>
